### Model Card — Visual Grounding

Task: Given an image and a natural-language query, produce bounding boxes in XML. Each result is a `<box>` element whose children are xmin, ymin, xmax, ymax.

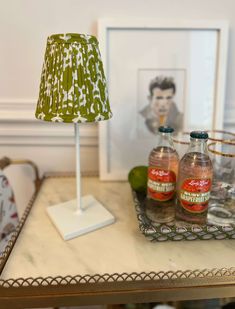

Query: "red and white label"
<box><xmin>180</xmin><ymin>178</ymin><xmax>212</xmax><ymax>213</ymax></box>
<box><xmin>147</xmin><ymin>167</ymin><xmax>176</xmax><ymax>201</ymax></box>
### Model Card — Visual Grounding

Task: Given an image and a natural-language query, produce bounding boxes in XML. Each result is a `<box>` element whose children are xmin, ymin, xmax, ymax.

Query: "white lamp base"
<box><xmin>47</xmin><ymin>195</ymin><xmax>115</xmax><ymax>240</ymax></box>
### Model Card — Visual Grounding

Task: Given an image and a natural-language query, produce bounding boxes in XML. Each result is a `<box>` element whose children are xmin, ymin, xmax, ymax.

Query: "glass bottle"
<box><xmin>146</xmin><ymin>126</ymin><xmax>179</xmax><ymax>223</ymax></box>
<box><xmin>176</xmin><ymin>131</ymin><xmax>213</xmax><ymax>225</ymax></box>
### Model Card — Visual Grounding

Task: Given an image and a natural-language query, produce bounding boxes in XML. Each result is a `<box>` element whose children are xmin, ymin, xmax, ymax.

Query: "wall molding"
<box><xmin>0</xmin><ymin>100</ymin><xmax>98</xmax><ymax>146</ymax></box>
<box><xmin>0</xmin><ymin>100</ymin><xmax>234</xmax><ymax>146</ymax></box>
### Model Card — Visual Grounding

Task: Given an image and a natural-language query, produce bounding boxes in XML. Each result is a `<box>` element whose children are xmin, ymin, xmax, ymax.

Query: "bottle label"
<box><xmin>180</xmin><ymin>178</ymin><xmax>211</xmax><ymax>213</ymax></box>
<box><xmin>147</xmin><ymin>168</ymin><xmax>176</xmax><ymax>201</ymax></box>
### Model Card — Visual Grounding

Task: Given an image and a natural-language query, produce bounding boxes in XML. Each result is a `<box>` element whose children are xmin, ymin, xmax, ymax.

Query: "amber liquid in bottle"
<box><xmin>146</xmin><ymin>128</ymin><xmax>179</xmax><ymax>223</ymax></box>
<box><xmin>176</xmin><ymin>132</ymin><xmax>213</xmax><ymax>225</ymax></box>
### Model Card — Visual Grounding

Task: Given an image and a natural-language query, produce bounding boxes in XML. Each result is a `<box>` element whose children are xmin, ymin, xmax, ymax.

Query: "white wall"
<box><xmin>0</xmin><ymin>0</ymin><xmax>235</xmax><ymax>213</ymax></box>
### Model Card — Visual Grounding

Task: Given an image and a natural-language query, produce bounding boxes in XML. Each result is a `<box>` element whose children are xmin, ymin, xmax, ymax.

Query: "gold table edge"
<box><xmin>0</xmin><ymin>172</ymin><xmax>234</xmax><ymax>295</ymax></box>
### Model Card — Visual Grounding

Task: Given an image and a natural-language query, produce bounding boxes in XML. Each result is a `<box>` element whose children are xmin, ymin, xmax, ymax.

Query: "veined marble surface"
<box><xmin>1</xmin><ymin>176</ymin><xmax>235</xmax><ymax>279</ymax></box>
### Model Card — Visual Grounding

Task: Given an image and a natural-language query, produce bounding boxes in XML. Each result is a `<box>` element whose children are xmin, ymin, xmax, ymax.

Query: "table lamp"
<box><xmin>35</xmin><ymin>33</ymin><xmax>114</xmax><ymax>240</ymax></box>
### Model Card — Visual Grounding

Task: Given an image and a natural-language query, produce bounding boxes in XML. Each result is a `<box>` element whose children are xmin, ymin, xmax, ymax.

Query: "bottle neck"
<box><xmin>187</xmin><ymin>138</ymin><xmax>209</xmax><ymax>155</ymax></box>
<box><xmin>158</xmin><ymin>132</ymin><xmax>175</xmax><ymax>150</ymax></box>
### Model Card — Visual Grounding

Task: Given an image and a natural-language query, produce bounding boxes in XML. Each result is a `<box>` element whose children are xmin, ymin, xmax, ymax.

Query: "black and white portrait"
<box><xmin>137</xmin><ymin>69</ymin><xmax>186</xmax><ymax>137</ymax></box>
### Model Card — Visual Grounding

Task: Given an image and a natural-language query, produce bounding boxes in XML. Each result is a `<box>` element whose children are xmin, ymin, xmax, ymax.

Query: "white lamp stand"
<box><xmin>47</xmin><ymin>124</ymin><xmax>115</xmax><ymax>240</ymax></box>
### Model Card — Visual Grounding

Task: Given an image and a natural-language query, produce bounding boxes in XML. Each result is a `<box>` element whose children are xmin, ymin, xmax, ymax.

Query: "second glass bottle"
<box><xmin>175</xmin><ymin>131</ymin><xmax>213</xmax><ymax>225</ymax></box>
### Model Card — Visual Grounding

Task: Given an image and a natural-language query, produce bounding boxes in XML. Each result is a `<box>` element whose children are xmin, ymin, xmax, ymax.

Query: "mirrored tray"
<box><xmin>132</xmin><ymin>190</ymin><xmax>235</xmax><ymax>242</ymax></box>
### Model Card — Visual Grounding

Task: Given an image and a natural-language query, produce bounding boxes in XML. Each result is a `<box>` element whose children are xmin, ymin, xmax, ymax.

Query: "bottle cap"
<box><xmin>158</xmin><ymin>126</ymin><xmax>174</xmax><ymax>133</ymax></box>
<box><xmin>190</xmin><ymin>131</ymin><xmax>208</xmax><ymax>139</ymax></box>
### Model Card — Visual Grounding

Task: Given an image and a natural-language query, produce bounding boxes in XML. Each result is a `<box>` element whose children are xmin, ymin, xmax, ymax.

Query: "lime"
<box><xmin>128</xmin><ymin>166</ymin><xmax>148</xmax><ymax>193</ymax></box>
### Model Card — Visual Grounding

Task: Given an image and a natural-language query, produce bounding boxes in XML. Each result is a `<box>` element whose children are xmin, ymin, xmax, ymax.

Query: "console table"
<box><xmin>0</xmin><ymin>174</ymin><xmax>235</xmax><ymax>308</ymax></box>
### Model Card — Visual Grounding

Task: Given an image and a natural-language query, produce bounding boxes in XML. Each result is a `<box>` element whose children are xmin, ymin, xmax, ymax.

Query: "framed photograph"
<box><xmin>98</xmin><ymin>19</ymin><xmax>229</xmax><ymax>180</ymax></box>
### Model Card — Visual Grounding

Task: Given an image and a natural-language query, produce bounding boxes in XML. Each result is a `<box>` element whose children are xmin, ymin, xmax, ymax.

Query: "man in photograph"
<box><xmin>140</xmin><ymin>76</ymin><xmax>183</xmax><ymax>134</ymax></box>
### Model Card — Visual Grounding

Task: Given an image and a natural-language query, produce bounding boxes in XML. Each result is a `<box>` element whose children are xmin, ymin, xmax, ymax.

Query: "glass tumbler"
<box><xmin>208</xmin><ymin>141</ymin><xmax>235</xmax><ymax>226</ymax></box>
<box><xmin>207</xmin><ymin>130</ymin><xmax>235</xmax><ymax>144</ymax></box>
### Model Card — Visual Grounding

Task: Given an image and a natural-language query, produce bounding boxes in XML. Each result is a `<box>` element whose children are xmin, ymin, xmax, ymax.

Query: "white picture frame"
<box><xmin>98</xmin><ymin>19</ymin><xmax>229</xmax><ymax>181</ymax></box>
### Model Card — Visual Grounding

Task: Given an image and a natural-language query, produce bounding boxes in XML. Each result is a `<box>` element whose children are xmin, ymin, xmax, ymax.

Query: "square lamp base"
<box><xmin>47</xmin><ymin>195</ymin><xmax>115</xmax><ymax>240</ymax></box>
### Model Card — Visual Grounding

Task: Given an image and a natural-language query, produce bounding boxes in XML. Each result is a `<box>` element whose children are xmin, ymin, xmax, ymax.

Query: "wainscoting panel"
<box><xmin>0</xmin><ymin>100</ymin><xmax>234</xmax><ymax>214</ymax></box>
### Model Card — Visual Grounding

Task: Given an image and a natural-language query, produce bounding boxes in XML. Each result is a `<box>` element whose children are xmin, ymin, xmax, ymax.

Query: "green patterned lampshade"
<box><xmin>35</xmin><ymin>33</ymin><xmax>112</xmax><ymax>123</ymax></box>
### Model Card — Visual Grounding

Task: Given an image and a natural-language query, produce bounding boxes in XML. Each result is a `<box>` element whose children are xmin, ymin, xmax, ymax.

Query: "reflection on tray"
<box><xmin>132</xmin><ymin>181</ymin><xmax>235</xmax><ymax>242</ymax></box>
<box><xmin>209</xmin><ymin>181</ymin><xmax>235</xmax><ymax>226</ymax></box>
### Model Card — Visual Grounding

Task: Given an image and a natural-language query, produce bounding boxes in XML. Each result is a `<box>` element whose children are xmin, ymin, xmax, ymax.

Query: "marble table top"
<box><xmin>1</xmin><ymin>175</ymin><xmax>235</xmax><ymax>280</ymax></box>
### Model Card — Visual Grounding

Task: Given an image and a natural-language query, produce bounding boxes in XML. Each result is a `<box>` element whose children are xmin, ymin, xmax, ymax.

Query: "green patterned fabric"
<box><xmin>35</xmin><ymin>33</ymin><xmax>112</xmax><ymax>123</ymax></box>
